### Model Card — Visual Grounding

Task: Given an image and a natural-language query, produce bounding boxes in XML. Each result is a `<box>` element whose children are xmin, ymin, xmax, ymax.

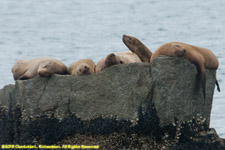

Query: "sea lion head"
<box><xmin>38</xmin><ymin>61</ymin><xmax>55</xmax><ymax>77</ymax></box>
<box><xmin>122</xmin><ymin>35</ymin><xmax>152</xmax><ymax>62</ymax></box>
<box><xmin>173</xmin><ymin>44</ymin><xmax>187</xmax><ymax>57</ymax></box>
<box><xmin>101</xmin><ymin>53</ymin><xmax>117</xmax><ymax>70</ymax></box>
<box><xmin>122</xmin><ymin>35</ymin><xmax>141</xmax><ymax>52</ymax></box>
<box><xmin>101</xmin><ymin>53</ymin><xmax>127</xmax><ymax>70</ymax></box>
<box><xmin>77</xmin><ymin>64</ymin><xmax>94</xmax><ymax>75</ymax></box>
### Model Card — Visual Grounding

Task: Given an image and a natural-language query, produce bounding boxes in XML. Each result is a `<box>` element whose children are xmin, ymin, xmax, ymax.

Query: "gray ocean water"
<box><xmin>0</xmin><ymin>0</ymin><xmax>224</xmax><ymax>137</ymax></box>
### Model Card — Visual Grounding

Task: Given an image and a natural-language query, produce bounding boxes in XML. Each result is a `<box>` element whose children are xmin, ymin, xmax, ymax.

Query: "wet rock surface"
<box><xmin>0</xmin><ymin>56</ymin><xmax>224</xmax><ymax>149</ymax></box>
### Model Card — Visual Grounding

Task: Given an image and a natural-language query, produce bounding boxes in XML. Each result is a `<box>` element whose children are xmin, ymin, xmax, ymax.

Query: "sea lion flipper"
<box><xmin>215</xmin><ymin>80</ymin><xmax>221</xmax><ymax>92</ymax></box>
<box><xmin>18</xmin><ymin>72</ymin><xmax>31</xmax><ymax>80</ymax></box>
<box><xmin>14</xmin><ymin>68</ymin><xmax>31</xmax><ymax>80</ymax></box>
<box><xmin>197</xmin><ymin>61</ymin><xmax>206</xmax><ymax>103</ymax></box>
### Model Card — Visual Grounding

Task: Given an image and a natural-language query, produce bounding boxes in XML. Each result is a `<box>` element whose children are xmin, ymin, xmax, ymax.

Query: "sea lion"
<box><xmin>68</xmin><ymin>59</ymin><xmax>95</xmax><ymax>75</ymax></box>
<box><xmin>96</xmin><ymin>51</ymin><xmax>142</xmax><ymax>73</ymax></box>
<box><xmin>122</xmin><ymin>35</ymin><xmax>153</xmax><ymax>62</ymax></box>
<box><xmin>150</xmin><ymin>42</ymin><xmax>220</xmax><ymax>101</ymax></box>
<box><xmin>12</xmin><ymin>57</ymin><xmax>67</xmax><ymax>80</ymax></box>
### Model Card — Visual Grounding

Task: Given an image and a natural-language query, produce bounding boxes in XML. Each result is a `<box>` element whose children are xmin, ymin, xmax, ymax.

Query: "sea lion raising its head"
<box><xmin>96</xmin><ymin>51</ymin><xmax>142</xmax><ymax>73</ymax></box>
<box><xmin>68</xmin><ymin>59</ymin><xmax>95</xmax><ymax>75</ymax></box>
<box><xmin>12</xmin><ymin>57</ymin><xmax>67</xmax><ymax>80</ymax></box>
<box><xmin>122</xmin><ymin>35</ymin><xmax>153</xmax><ymax>62</ymax></box>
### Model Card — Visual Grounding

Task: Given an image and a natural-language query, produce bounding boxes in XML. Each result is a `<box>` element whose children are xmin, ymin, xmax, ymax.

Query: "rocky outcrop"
<box><xmin>0</xmin><ymin>56</ymin><xmax>224</xmax><ymax>149</ymax></box>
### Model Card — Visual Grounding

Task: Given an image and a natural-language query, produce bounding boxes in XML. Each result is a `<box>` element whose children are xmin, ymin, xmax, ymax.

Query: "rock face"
<box><xmin>0</xmin><ymin>56</ymin><xmax>224</xmax><ymax>149</ymax></box>
<box><xmin>151</xmin><ymin>57</ymin><xmax>216</xmax><ymax>127</ymax></box>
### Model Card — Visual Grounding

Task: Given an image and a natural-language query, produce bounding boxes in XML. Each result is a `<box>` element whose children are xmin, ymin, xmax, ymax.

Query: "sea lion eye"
<box><xmin>120</xmin><ymin>61</ymin><xmax>123</xmax><ymax>64</ymax></box>
<box><xmin>129</xmin><ymin>37</ymin><xmax>132</xmax><ymax>41</ymax></box>
<box><xmin>79</xmin><ymin>69</ymin><xmax>82</xmax><ymax>72</ymax></box>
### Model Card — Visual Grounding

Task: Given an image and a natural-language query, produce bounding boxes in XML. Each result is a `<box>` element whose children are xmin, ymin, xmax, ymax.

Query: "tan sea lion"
<box><xmin>122</xmin><ymin>35</ymin><xmax>153</xmax><ymax>62</ymax></box>
<box><xmin>12</xmin><ymin>57</ymin><xmax>67</xmax><ymax>80</ymax></box>
<box><xmin>96</xmin><ymin>51</ymin><xmax>142</xmax><ymax>73</ymax></box>
<box><xmin>68</xmin><ymin>59</ymin><xmax>95</xmax><ymax>75</ymax></box>
<box><xmin>150</xmin><ymin>42</ymin><xmax>220</xmax><ymax>101</ymax></box>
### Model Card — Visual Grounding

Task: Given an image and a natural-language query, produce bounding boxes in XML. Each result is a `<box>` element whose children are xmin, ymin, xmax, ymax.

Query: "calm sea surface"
<box><xmin>0</xmin><ymin>0</ymin><xmax>224</xmax><ymax>137</ymax></box>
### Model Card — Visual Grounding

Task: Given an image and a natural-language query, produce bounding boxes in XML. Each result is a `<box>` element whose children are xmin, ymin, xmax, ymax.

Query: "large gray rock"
<box><xmin>0</xmin><ymin>56</ymin><xmax>223</xmax><ymax>149</ymax></box>
<box><xmin>0</xmin><ymin>56</ymin><xmax>216</xmax><ymax>126</ymax></box>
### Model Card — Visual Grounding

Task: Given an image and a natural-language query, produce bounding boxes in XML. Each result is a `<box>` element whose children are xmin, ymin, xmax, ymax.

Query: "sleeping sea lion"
<box><xmin>150</xmin><ymin>42</ymin><xmax>220</xmax><ymax>101</ymax></box>
<box><xmin>96</xmin><ymin>51</ymin><xmax>142</xmax><ymax>73</ymax></box>
<box><xmin>68</xmin><ymin>59</ymin><xmax>95</xmax><ymax>75</ymax></box>
<box><xmin>12</xmin><ymin>57</ymin><xmax>67</xmax><ymax>80</ymax></box>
